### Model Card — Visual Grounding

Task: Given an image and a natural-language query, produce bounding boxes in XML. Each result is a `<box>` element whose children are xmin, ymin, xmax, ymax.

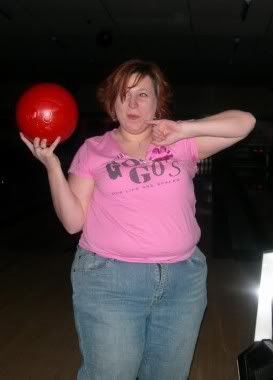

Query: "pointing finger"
<box><xmin>20</xmin><ymin>132</ymin><xmax>35</xmax><ymax>153</ymax></box>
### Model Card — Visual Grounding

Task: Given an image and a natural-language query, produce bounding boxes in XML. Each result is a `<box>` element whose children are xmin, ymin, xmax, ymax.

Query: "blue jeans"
<box><xmin>71</xmin><ymin>246</ymin><xmax>207</xmax><ymax>380</ymax></box>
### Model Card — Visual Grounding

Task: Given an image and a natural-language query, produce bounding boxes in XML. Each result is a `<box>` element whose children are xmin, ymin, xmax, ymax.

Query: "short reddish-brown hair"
<box><xmin>97</xmin><ymin>59</ymin><xmax>172</xmax><ymax>119</ymax></box>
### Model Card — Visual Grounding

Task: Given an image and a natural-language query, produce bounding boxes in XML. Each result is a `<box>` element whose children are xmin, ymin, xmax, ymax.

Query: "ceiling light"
<box><xmin>241</xmin><ymin>0</ymin><xmax>253</xmax><ymax>21</ymax></box>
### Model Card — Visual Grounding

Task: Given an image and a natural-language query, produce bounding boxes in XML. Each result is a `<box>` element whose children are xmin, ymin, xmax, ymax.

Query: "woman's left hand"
<box><xmin>148</xmin><ymin>119</ymin><xmax>186</xmax><ymax>146</ymax></box>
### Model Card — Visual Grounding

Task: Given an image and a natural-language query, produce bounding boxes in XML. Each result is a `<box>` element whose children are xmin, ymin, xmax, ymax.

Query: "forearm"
<box><xmin>180</xmin><ymin>110</ymin><xmax>256</xmax><ymax>139</ymax></box>
<box><xmin>47</xmin><ymin>165</ymin><xmax>85</xmax><ymax>234</ymax></box>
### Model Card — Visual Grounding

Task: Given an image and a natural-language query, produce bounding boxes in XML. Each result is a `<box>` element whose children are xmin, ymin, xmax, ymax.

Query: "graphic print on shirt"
<box><xmin>104</xmin><ymin>146</ymin><xmax>195</xmax><ymax>195</ymax></box>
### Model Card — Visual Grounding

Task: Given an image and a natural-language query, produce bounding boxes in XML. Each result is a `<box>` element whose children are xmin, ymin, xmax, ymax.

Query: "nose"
<box><xmin>128</xmin><ymin>94</ymin><xmax>137</xmax><ymax>109</ymax></box>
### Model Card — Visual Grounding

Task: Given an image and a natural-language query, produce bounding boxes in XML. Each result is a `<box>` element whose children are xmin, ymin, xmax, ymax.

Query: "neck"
<box><xmin>115</xmin><ymin>126</ymin><xmax>152</xmax><ymax>160</ymax></box>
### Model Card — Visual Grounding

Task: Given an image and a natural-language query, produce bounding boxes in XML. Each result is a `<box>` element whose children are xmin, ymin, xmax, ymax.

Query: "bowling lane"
<box><xmin>190</xmin><ymin>257</ymin><xmax>260</xmax><ymax>380</ymax></box>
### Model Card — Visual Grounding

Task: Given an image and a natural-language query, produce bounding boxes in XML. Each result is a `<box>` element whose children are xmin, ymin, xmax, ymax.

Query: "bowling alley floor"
<box><xmin>0</xmin><ymin>202</ymin><xmax>266</xmax><ymax>380</ymax></box>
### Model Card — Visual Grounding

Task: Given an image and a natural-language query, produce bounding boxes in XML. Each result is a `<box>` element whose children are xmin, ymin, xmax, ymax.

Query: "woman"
<box><xmin>21</xmin><ymin>59</ymin><xmax>256</xmax><ymax>380</ymax></box>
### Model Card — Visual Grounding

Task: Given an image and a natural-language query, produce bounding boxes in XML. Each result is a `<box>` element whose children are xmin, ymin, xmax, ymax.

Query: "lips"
<box><xmin>127</xmin><ymin>114</ymin><xmax>140</xmax><ymax>120</ymax></box>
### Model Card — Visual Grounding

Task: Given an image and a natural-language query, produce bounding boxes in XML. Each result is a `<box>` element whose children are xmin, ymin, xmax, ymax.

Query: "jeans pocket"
<box><xmin>72</xmin><ymin>246</ymin><xmax>110</xmax><ymax>272</ymax></box>
<box><xmin>187</xmin><ymin>246</ymin><xmax>207</xmax><ymax>268</ymax></box>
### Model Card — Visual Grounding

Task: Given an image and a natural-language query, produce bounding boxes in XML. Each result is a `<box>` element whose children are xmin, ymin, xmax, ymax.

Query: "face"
<box><xmin>114</xmin><ymin>74</ymin><xmax>158</xmax><ymax>135</ymax></box>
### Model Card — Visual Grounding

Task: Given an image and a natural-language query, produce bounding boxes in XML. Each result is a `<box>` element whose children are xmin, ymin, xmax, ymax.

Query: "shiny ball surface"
<box><xmin>16</xmin><ymin>83</ymin><xmax>79</xmax><ymax>144</ymax></box>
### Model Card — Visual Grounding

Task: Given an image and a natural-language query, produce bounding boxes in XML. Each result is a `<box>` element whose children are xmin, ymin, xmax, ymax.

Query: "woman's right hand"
<box><xmin>20</xmin><ymin>133</ymin><xmax>61</xmax><ymax>172</ymax></box>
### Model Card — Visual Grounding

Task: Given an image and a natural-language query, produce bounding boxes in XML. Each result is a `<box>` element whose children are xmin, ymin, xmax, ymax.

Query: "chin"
<box><xmin>125</xmin><ymin>121</ymin><xmax>149</xmax><ymax>134</ymax></box>
<box><xmin>129</xmin><ymin>127</ymin><xmax>149</xmax><ymax>135</ymax></box>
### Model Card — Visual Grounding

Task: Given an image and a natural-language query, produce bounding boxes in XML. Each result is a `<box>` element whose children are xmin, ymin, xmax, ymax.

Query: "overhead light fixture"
<box><xmin>233</xmin><ymin>36</ymin><xmax>241</xmax><ymax>52</ymax></box>
<box><xmin>241</xmin><ymin>0</ymin><xmax>253</xmax><ymax>21</ymax></box>
<box><xmin>96</xmin><ymin>30</ymin><xmax>113</xmax><ymax>48</ymax></box>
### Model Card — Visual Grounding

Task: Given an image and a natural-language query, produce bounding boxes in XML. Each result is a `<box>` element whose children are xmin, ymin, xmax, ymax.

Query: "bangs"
<box><xmin>119</xmin><ymin>71</ymin><xmax>147</xmax><ymax>102</ymax></box>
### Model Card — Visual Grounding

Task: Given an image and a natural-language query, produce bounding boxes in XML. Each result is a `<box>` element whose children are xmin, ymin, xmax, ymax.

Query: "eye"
<box><xmin>139</xmin><ymin>92</ymin><xmax>148</xmax><ymax>97</ymax></box>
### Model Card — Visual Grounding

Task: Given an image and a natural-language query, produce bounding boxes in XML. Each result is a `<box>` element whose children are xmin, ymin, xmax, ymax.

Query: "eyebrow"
<box><xmin>127</xmin><ymin>87</ymin><xmax>151</xmax><ymax>91</ymax></box>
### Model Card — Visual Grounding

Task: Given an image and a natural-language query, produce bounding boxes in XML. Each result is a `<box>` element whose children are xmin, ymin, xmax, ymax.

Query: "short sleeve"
<box><xmin>68</xmin><ymin>141</ymin><xmax>94</xmax><ymax>179</ymax></box>
<box><xmin>173</xmin><ymin>137</ymin><xmax>199</xmax><ymax>162</ymax></box>
<box><xmin>172</xmin><ymin>138</ymin><xmax>199</xmax><ymax>178</ymax></box>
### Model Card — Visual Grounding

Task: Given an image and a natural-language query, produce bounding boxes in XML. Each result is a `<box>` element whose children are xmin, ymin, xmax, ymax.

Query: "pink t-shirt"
<box><xmin>68</xmin><ymin>129</ymin><xmax>201</xmax><ymax>263</ymax></box>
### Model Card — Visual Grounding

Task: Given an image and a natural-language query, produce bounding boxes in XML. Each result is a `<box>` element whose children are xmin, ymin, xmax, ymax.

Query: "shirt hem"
<box><xmin>77</xmin><ymin>243</ymin><xmax>197</xmax><ymax>264</ymax></box>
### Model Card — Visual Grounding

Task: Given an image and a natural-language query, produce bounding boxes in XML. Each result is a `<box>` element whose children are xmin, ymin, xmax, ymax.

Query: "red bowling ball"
<box><xmin>16</xmin><ymin>83</ymin><xmax>79</xmax><ymax>145</ymax></box>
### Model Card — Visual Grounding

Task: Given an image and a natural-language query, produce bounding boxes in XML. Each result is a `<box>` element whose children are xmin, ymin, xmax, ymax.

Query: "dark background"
<box><xmin>1</xmin><ymin>0</ymin><xmax>273</xmax><ymax>258</ymax></box>
<box><xmin>0</xmin><ymin>3</ymin><xmax>272</xmax><ymax>378</ymax></box>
